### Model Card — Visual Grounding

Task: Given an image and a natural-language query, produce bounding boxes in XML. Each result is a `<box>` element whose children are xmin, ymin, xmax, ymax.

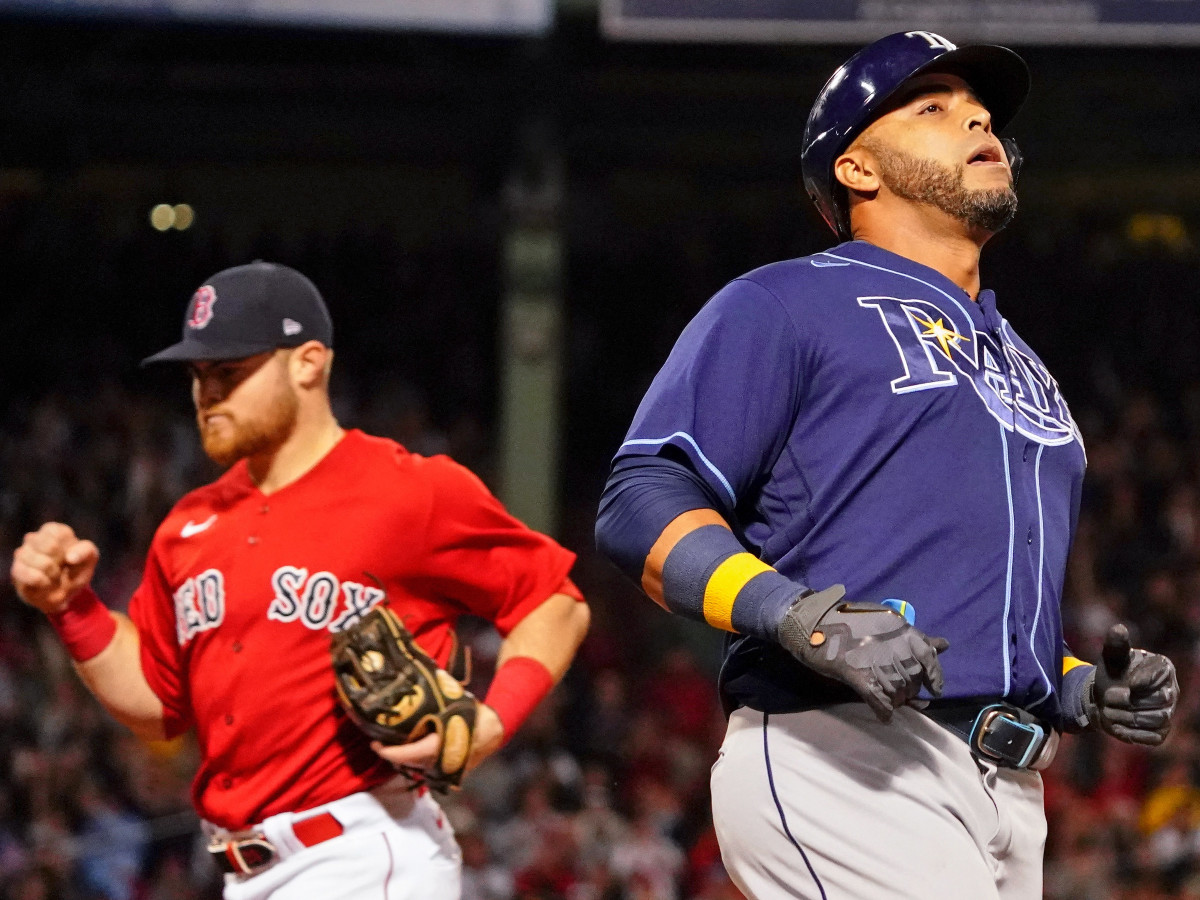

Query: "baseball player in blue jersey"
<box><xmin>595</xmin><ymin>30</ymin><xmax>1180</xmax><ymax>899</ymax></box>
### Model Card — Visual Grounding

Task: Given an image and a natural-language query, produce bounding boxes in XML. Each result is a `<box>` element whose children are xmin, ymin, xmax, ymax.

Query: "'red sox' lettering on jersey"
<box><xmin>172</xmin><ymin>569</ymin><xmax>226</xmax><ymax>645</ymax></box>
<box><xmin>266</xmin><ymin>567</ymin><xmax>388</xmax><ymax>632</ymax></box>
<box><xmin>173</xmin><ymin>567</ymin><xmax>389</xmax><ymax>644</ymax></box>
<box><xmin>131</xmin><ymin>429</ymin><xmax>575</xmax><ymax>830</ymax></box>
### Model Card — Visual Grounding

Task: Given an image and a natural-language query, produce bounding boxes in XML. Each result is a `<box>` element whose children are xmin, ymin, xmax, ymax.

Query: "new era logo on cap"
<box><xmin>141</xmin><ymin>261</ymin><xmax>333</xmax><ymax>365</ymax></box>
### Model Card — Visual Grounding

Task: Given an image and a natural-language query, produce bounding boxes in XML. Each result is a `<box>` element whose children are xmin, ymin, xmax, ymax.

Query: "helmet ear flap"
<box><xmin>1001</xmin><ymin>137</ymin><xmax>1023</xmax><ymax>185</ymax></box>
<box><xmin>831</xmin><ymin>187</ymin><xmax>853</xmax><ymax>241</ymax></box>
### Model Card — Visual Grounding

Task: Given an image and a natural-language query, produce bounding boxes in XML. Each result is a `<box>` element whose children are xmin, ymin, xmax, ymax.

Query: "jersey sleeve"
<box><xmin>127</xmin><ymin>543</ymin><xmax>193</xmax><ymax>739</ymax></box>
<box><xmin>415</xmin><ymin>458</ymin><xmax>578</xmax><ymax>635</ymax></box>
<box><xmin>614</xmin><ymin>277</ymin><xmax>805</xmax><ymax>516</ymax></box>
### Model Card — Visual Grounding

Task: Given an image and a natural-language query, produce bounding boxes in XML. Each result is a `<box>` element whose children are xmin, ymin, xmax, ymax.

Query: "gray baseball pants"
<box><xmin>711</xmin><ymin>704</ymin><xmax>1046</xmax><ymax>899</ymax></box>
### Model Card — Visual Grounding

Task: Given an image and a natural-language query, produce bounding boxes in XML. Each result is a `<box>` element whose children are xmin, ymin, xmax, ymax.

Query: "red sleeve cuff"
<box><xmin>492</xmin><ymin>562</ymin><xmax>579</xmax><ymax>636</ymax></box>
<box><xmin>556</xmin><ymin>576</ymin><xmax>584</xmax><ymax>602</ymax></box>
<box><xmin>137</xmin><ymin>640</ymin><xmax>192</xmax><ymax>739</ymax></box>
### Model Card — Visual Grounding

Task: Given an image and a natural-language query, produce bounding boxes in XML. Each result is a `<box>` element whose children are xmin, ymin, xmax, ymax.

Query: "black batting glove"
<box><xmin>1081</xmin><ymin>624</ymin><xmax>1179</xmax><ymax>746</ymax></box>
<box><xmin>777</xmin><ymin>585</ymin><xmax>950</xmax><ymax>723</ymax></box>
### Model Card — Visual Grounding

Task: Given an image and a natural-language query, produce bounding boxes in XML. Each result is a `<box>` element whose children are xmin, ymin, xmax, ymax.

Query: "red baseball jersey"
<box><xmin>128</xmin><ymin>429</ymin><xmax>577</xmax><ymax>829</ymax></box>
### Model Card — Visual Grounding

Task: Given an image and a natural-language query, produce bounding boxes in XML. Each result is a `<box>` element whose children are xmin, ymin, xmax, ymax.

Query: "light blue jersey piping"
<box><xmin>1028</xmin><ymin>445</ymin><xmax>1054</xmax><ymax>709</ymax></box>
<box><xmin>818</xmin><ymin>249</ymin><xmax>977</xmax><ymax>325</ymax></box>
<box><xmin>999</xmin><ymin>427</ymin><xmax>1016</xmax><ymax>695</ymax></box>
<box><xmin>619</xmin><ymin>432</ymin><xmax>737</xmax><ymax>506</ymax></box>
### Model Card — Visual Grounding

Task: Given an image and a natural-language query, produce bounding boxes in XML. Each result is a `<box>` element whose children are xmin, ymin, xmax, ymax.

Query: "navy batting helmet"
<box><xmin>801</xmin><ymin>30</ymin><xmax>1030</xmax><ymax>239</ymax></box>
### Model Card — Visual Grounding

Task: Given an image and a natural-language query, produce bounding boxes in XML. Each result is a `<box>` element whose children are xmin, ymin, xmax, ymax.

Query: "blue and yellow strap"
<box><xmin>661</xmin><ymin>524</ymin><xmax>803</xmax><ymax>638</ymax></box>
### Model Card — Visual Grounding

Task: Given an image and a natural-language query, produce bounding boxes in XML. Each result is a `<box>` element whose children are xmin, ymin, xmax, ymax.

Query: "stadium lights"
<box><xmin>149</xmin><ymin>203</ymin><xmax>196</xmax><ymax>232</ymax></box>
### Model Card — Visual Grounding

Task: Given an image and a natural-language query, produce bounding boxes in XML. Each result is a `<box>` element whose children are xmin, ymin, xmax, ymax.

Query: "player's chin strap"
<box><xmin>1001</xmin><ymin>137</ymin><xmax>1023</xmax><ymax>185</ymax></box>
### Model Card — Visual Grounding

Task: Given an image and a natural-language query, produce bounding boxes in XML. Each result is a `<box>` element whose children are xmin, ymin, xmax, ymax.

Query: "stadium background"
<box><xmin>2</xmin><ymin>3</ymin><xmax>1200</xmax><ymax>898</ymax></box>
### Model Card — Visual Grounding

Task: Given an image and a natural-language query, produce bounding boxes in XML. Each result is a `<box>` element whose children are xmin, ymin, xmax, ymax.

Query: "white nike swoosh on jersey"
<box><xmin>181</xmin><ymin>515</ymin><xmax>218</xmax><ymax>538</ymax></box>
<box><xmin>810</xmin><ymin>259</ymin><xmax>851</xmax><ymax>267</ymax></box>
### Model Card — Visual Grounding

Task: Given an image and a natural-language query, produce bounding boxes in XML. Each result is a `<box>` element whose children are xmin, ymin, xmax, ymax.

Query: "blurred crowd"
<box><xmin>1042</xmin><ymin>387</ymin><xmax>1200</xmax><ymax>900</ymax></box>
<box><xmin>8</xmin><ymin>370</ymin><xmax>1200</xmax><ymax>900</ymax></box>
<box><xmin>0</xmin><ymin>377</ymin><xmax>741</xmax><ymax>900</ymax></box>
<box><xmin>3</xmin><ymin>187</ymin><xmax>1200</xmax><ymax>900</ymax></box>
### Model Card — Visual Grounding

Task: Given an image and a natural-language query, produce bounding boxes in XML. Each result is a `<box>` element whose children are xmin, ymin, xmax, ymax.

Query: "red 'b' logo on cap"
<box><xmin>187</xmin><ymin>285</ymin><xmax>217</xmax><ymax>330</ymax></box>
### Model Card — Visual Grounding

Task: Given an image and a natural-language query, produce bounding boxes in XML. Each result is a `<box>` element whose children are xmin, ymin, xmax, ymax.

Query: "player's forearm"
<box><xmin>596</xmin><ymin>452</ymin><xmax>726</xmax><ymax>591</ymax></box>
<box><xmin>481</xmin><ymin>591</ymin><xmax>589</xmax><ymax>745</ymax></box>
<box><xmin>73</xmin><ymin>613</ymin><xmax>166</xmax><ymax>742</ymax></box>
<box><xmin>597</xmin><ymin>455</ymin><xmax>807</xmax><ymax>638</ymax></box>
<box><xmin>495</xmin><ymin>591</ymin><xmax>590</xmax><ymax>681</ymax></box>
<box><xmin>641</xmin><ymin>508</ymin><xmax>734</xmax><ymax>606</ymax></box>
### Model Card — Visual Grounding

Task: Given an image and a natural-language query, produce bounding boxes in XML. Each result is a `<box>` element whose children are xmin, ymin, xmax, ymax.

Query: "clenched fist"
<box><xmin>1083</xmin><ymin>624</ymin><xmax>1179</xmax><ymax>746</ymax></box>
<box><xmin>10</xmin><ymin>523</ymin><xmax>100</xmax><ymax>615</ymax></box>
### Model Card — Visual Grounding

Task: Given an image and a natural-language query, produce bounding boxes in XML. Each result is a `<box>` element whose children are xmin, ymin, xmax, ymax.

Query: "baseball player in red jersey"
<box><xmin>10</xmin><ymin>261</ymin><xmax>590</xmax><ymax>899</ymax></box>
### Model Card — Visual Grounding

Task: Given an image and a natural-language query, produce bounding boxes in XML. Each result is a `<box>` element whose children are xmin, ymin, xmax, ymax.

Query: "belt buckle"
<box><xmin>1030</xmin><ymin>728</ymin><xmax>1060</xmax><ymax>771</ymax></box>
<box><xmin>969</xmin><ymin>703</ymin><xmax>1049</xmax><ymax>770</ymax></box>
<box><xmin>208</xmin><ymin>834</ymin><xmax>277</xmax><ymax>876</ymax></box>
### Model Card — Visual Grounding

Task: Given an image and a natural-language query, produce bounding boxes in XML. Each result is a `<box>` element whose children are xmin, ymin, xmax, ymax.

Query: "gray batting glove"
<box><xmin>777</xmin><ymin>585</ymin><xmax>950</xmax><ymax>722</ymax></box>
<box><xmin>1082</xmin><ymin>624</ymin><xmax>1178</xmax><ymax>746</ymax></box>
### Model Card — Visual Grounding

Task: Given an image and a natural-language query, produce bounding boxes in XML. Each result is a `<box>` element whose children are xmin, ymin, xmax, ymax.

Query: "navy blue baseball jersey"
<box><xmin>613</xmin><ymin>240</ymin><xmax>1086</xmax><ymax>724</ymax></box>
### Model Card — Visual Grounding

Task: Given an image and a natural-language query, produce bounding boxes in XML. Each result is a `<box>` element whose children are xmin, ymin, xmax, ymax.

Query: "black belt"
<box><xmin>923</xmin><ymin>699</ymin><xmax>1059</xmax><ymax>771</ymax></box>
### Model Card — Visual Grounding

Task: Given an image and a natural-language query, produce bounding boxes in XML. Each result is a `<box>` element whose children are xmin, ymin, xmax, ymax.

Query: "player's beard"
<box><xmin>864</xmin><ymin>139</ymin><xmax>1018</xmax><ymax>234</ymax></box>
<box><xmin>199</xmin><ymin>388</ymin><xmax>299</xmax><ymax>468</ymax></box>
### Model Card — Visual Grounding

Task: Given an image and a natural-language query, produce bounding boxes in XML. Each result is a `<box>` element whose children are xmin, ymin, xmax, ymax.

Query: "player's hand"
<box><xmin>371</xmin><ymin>702</ymin><xmax>505</xmax><ymax>777</ymax></box>
<box><xmin>10</xmin><ymin>523</ymin><xmax>100</xmax><ymax>615</ymax></box>
<box><xmin>1084</xmin><ymin>624</ymin><xmax>1178</xmax><ymax>746</ymax></box>
<box><xmin>777</xmin><ymin>585</ymin><xmax>949</xmax><ymax>722</ymax></box>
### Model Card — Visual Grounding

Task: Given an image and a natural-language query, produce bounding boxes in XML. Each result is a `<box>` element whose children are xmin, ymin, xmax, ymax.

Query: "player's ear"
<box><xmin>288</xmin><ymin>341</ymin><xmax>331</xmax><ymax>389</ymax></box>
<box><xmin>834</xmin><ymin>144</ymin><xmax>881</xmax><ymax>197</ymax></box>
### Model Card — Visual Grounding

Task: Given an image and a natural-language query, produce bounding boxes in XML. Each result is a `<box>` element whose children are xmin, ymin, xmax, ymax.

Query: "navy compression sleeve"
<box><xmin>595</xmin><ymin>453</ymin><xmax>725</xmax><ymax>582</ymax></box>
<box><xmin>595</xmin><ymin>454</ymin><xmax>809</xmax><ymax>638</ymax></box>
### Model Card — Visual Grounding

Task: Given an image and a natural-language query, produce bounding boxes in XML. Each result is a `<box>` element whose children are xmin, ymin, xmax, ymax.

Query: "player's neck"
<box><xmin>246</xmin><ymin>405</ymin><xmax>345</xmax><ymax>495</ymax></box>
<box><xmin>852</xmin><ymin>209</ymin><xmax>988</xmax><ymax>299</ymax></box>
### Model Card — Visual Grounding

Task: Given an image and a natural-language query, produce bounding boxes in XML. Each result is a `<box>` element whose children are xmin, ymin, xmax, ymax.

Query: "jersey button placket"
<box><xmin>249</xmin><ymin>505</ymin><xmax>268</xmax><ymax>547</ymax></box>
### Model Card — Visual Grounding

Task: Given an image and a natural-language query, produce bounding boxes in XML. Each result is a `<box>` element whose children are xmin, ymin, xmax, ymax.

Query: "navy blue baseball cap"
<box><xmin>802</xmin><ymin>31</ymin><xmax>1030</xmax><ymax>238</ymax></box>
<box><xmin>141</xmin><ymin>261</ymin><xmax>333</xmax><ymax>365</ymax></box>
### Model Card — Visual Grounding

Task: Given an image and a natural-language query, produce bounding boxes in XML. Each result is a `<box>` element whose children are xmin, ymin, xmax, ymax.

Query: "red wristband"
<box><xmin>48</xmin><ymin>587</ymin><xmax>117</xmax><ymax>662</ymax></box>
<box><xmin>484</xmin><ymin>656</ymin><xmax>555</xmax><ymax>741</ymax></box>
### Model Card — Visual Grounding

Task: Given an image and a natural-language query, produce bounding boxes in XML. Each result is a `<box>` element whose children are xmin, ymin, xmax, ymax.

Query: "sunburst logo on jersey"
<box><xmin>910</xmin><ymin>311</ymin><xmax>969</xmax><ymax>360</ymax></box>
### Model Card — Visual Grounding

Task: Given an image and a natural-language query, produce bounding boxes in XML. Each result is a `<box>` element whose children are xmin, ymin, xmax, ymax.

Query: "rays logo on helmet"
<box><xmin>905</xmin><ymin>31</ymin><xmax>957</xmax><ymax>51</ymax></box>
<box><xmin>187</xmin><ymin>285</ymin><xmax>217</xmax><ymax>330</ymax></box>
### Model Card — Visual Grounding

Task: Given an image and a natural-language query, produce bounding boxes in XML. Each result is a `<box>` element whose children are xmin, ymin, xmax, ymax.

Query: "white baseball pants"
<box><xmin>711</xmin><ymin>704</ymin><xmax>1046</xmax><ymax>899</ymax></box>
<box><xmin>214</xmin><ymin>778</ymin><xmax>461</xmax><ymax>900</ymax></box>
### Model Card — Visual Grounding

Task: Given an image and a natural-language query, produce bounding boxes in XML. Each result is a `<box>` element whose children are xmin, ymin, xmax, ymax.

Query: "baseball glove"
<box><xmin>331</xmin><ymin>606</ymin><xmax>477</xmax><ymax>791</ymax></box>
